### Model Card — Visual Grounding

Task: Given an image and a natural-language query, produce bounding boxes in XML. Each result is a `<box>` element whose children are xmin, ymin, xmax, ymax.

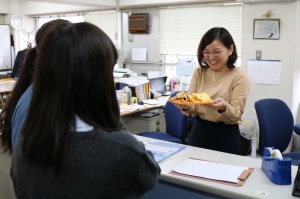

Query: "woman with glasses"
<box><xmin>175</xmin><ymin>27</ymin><xmax>250</xmax><ymax>155</ymax></box>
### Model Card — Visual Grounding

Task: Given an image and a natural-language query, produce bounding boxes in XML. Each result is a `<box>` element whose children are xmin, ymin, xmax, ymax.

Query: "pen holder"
<box><xmin>261</xmin><ymin>147</ymin><xmax>291</xmax><ymax>185</ymax></box>
<box><xmin>116</xmin><ymin>90</ymin><xmax>130</xmax><ymax>105</ymax></box>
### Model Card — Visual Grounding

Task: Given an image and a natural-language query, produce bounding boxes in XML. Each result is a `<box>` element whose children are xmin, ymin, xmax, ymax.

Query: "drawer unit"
<box><xmin>121</xmin><ymin>113</ymin><xmax>166</xmax><ymax>134</ymax></box>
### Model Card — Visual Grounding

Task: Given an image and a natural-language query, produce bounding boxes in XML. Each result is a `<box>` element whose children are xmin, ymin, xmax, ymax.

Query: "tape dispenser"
<box><xmin>261</xmin><ymin>147</ymin><xmax>291</xmax><ymax>185</ymax></box>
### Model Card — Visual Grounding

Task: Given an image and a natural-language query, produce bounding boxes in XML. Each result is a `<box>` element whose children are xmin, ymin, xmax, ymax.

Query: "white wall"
<box><xmin>0</xmin><ymin>15</ymin><xmax>4</xmax><ymax>23</ymax></box>
<box><xmin>122</xmin><ymin>8</ymin><xmax>163</xmax><ymax>76</ymax></box>
<box><xmin>241</xmin><ymin>2</ymin><xmax>298</xmax><ymax>115</ymax></box>
<box><xmin>0</xmin><ymin>0</ymin><xmax>9</xmax><ymax>14</ymax></box>
<box><xmin>241</xmin><ymin>1</ymin><xmax>300</xmax><ymax>152</ymax></box>
<box><xmin>20</xmin><ymin>1</ymin><xmax>96</xmax><ymax>15</ymax></box>
<box><xmin>293</xmin><ymin>0</ymin><xmax>300</xmax><ymax>123</ymax></box>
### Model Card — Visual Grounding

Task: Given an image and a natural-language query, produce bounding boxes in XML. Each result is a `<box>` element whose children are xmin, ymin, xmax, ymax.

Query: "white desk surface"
<box><xmin>135</xmin><ymin>135</ymin><xmax>298</xmax><ymax>199</ymax></box>
<box><xmin>0</xmin><ymin>81</ymin><xmax>14</xmax><ymax>93</ymax></box>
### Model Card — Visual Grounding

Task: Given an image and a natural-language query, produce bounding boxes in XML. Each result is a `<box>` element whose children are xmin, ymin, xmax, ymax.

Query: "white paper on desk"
<box><xmin>119</xmin><ymin>78</ymin><xmax>149</xmax><ymax>87</ymax></box>
<box><xmin>132</xmin><ymin>48</ymin><xmax>147</xmax><ymax>61</ymax></box>
<box><xmin>113</xmin><ymin>73</ymin><xmax>126</xmax><ymax>78</ymax></box>
<box><xmin>148</xmin><ymin>71</ymin><xmax>160</xmax><ymax>79</ymax></box>
<box><xmin>172</xmin><ymin>159</ymin><xmax>249</xmax><ymax>183</ymax></box>
<box><xmin>142</xmin><ymin>99</ymin><xmax>165</xmax><ymax>105</ymax></box>
<box><xmin>119</xmin><ymin>104</ymin><xmax>138</xmax><ymax>111</ymax></box>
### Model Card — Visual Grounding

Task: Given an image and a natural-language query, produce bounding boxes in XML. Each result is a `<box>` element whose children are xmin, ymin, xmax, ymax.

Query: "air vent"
<box><xmin>129</xmin><ymin>13</ymin><xmax>149</xmax><ymax>34</ymax></box>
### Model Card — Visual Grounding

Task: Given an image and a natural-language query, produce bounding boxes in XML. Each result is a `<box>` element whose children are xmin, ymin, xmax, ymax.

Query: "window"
<box><xmin>36</xmin><ymin>12</ymin><xmax>119</xmax><ymax>45</ymax></box>
<box><xmin>159</xmin><ymin>5</ymin><xmax>242</xmax><ymax>56</ymax></box>
<box><xmin>35</xmin><ymin>15</ymin><xmax>84</xmax><ymax>48</ymax></box>
<box><xmin>159</xmin><ymin>4</ymin><xmax>242</xmax><ymax>75</ymax></box>
<box><xmin>84</xmin><ymin>12</ymin><xmax>118</xmax><ymax>45</ymax></box>
<box><xmin>38</xmin><ymin>15</ymin><xmax>84</xmax><ymax>28</ymax></box>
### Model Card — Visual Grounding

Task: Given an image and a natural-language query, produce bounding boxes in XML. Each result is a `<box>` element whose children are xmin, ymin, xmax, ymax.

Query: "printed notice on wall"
<box><xmin>132</xmin><ymin>48</ymin><xmax>147</xmax><ymax>61</ymax></box>
<box><xmin>254</xmin><ymin>20</ymin><xmax>279</xmax><ymax>39</ymax></box>
<box><xmin>247</xmin><ymin>60</ymin><xmax>281</xmax><ymax>85</ymax></box>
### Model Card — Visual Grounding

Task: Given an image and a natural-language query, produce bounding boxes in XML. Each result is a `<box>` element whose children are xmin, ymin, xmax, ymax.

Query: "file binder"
<box><xmin>145</xmin><ymin>141</ymin><xmax>186</xmax><ymax>162</ymax></box>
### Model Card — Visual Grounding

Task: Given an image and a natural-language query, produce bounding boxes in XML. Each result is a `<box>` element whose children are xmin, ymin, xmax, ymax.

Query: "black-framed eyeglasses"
<box><xmin>202</xmin><ymin>50</ymin><xmax>224</xmax><ymax>58</ymax></box>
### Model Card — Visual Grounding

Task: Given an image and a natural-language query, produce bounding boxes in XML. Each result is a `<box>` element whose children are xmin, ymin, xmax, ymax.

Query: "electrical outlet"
<box><xmin>256</xmin><ymin>50</ymin><xmax>262</xmax><ymax>60</ymax></box>
<box><xmin>157</xmin><ymin>31</ymin><xmax>162</xmax><ymax>39</ymax></box>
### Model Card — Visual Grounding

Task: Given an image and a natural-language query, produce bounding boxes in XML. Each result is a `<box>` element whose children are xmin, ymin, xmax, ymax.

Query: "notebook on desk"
<box><xmin>148</xmin><ymin>76</ymin><xmax>174</xmax><ymax>96</ymax></box>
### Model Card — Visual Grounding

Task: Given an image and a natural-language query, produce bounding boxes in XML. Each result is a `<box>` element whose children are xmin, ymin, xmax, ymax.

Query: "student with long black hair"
<box><xmin>0</xmin><ymin>19</ymin><xmax>70</xmax><ymax>154</ymax></box>
<box><xmin>10</xmin><ymin>20</ymin><xmax>160</xmax><ymax>199</ymax></box>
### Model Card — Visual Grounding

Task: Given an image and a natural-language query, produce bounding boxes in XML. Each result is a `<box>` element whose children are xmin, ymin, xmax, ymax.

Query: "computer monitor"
<box><xmin>148</xmin><ymin>76</ymin><xmax>173</xmax><ymax>96</ymax></box>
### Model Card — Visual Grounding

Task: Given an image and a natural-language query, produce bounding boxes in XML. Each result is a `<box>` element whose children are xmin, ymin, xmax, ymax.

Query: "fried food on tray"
<box><xmin>189</xmin><ymin>92</ymin><xmax>211</xmax><ymax>103</ymax></box>
<box><xmin>170</xmin><ymin>91</ymin><xmax>212</xmax><ymax>103</ymax></box>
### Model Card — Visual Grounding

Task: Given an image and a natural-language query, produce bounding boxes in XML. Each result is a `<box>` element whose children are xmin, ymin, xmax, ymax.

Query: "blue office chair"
<box><xmin>137</xmin><ymin>91</ymin><xmax>188</xmax><ymax>144</ymax></box>
<box><xmin>294</xmin><ymin>124</ymin><xmax>300</xmax><ymax>136</ymax></box>
<box><xmin>255</xmin><ymin>98</ymin><xmax>300</xmax><ymax>166</ymax></box>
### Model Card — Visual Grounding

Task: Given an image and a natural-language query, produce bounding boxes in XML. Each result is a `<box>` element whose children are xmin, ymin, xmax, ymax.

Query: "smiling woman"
<box><xmin>174</xmin><ymin>27</ymin><xmax>250</xmax><ymax>156</ymax></box>
<box><xmin>201</xmin><ymin>39</ymin><xmax>234</xmax><ymax>72</ymax></box>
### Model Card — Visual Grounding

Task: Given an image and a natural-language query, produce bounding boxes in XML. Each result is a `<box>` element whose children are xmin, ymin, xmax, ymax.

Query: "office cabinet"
<box><xmin>122</xmin><ymin>113</ymin><xmax>166</xmax><ymax>134</ymax></box>
<box><xmin>0</xmin><ymin>153</ymin><xmax>16</xmax><ymax>199</ymax></box>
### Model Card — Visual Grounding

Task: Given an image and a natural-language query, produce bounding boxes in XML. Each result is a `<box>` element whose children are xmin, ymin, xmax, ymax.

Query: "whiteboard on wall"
<box><xmin>0</xmin><ymin>25</ymin><xmax>11</xmax><ymax>70</ymax></box>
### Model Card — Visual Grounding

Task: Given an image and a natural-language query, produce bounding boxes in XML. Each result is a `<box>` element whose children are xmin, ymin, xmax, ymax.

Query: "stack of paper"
<box><xmin>172</xmin><ymin>159</ymin><xmax>249</xmax><ymax>183</ymax></box>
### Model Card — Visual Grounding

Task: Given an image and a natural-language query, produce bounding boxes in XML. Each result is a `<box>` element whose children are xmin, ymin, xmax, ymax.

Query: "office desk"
<box><xmin>0</xmin><ymin>81</ymin><xmax>14</xmax><ymax>109</ymax></box>
<box><xmin>135</xmin><ymin>135</ymin><xmax>298</xmax><ymax>199</ymax></box>
<box><xmin>121</xmin><ymin>104</ymin><xmax>164</xmax><ymax>116</ymax></box>
<box><xmin>120</xmin><ymin>96</ymin><xmax>169</xmax><ymax>116</ymax></box>
<box><xmin>0</xmin><ymin>81</ymin><xmax>14</xmax><ymax>93</ymax></box>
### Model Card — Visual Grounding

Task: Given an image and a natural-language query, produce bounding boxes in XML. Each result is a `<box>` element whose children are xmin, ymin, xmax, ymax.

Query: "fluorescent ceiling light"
<box><xmin>224</xmin><ymin>2</ymin><xmax>243</xmax><ymax>5</ymax></box>
<box><xmin>87</xmin><ymin>11</ymin><xmax>117</xmax><ymax>14</ymax></box>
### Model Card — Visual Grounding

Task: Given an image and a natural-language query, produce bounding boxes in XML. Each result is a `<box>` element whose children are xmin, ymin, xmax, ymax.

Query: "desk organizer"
<box><xmin>261</xmin><ymin>147</ymin><xmax>291</xmax><ymax>185</ymax></box>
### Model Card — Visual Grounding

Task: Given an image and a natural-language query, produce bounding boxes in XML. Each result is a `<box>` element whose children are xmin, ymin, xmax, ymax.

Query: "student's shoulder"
<box><xmin>13</xmin><ymin>85</ymin><xmax>33</xmax><ymax>117</ymax></box>
<box><xmin>94</xmin><ymin>129</ymin><xmax>144</xmax><ymax>150</ymax></box>
<box><xmin>74</xmin><ymin>129</ymin><xmax>152</xmax><ymax>164</ymax></box>
<box><xmin>16</xmin><ymin>49</ymin><xmax>28</xmax><ymax>58</ymax></box>
<box><xmin>107</xmin><ymin>129</ymin><xmax>140</xmax><ymax>144</ymax></box>
<box><xmin>17</xmin><ymin>85</ymin><xmax>33</xmax><ymax>107</ymax></box>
